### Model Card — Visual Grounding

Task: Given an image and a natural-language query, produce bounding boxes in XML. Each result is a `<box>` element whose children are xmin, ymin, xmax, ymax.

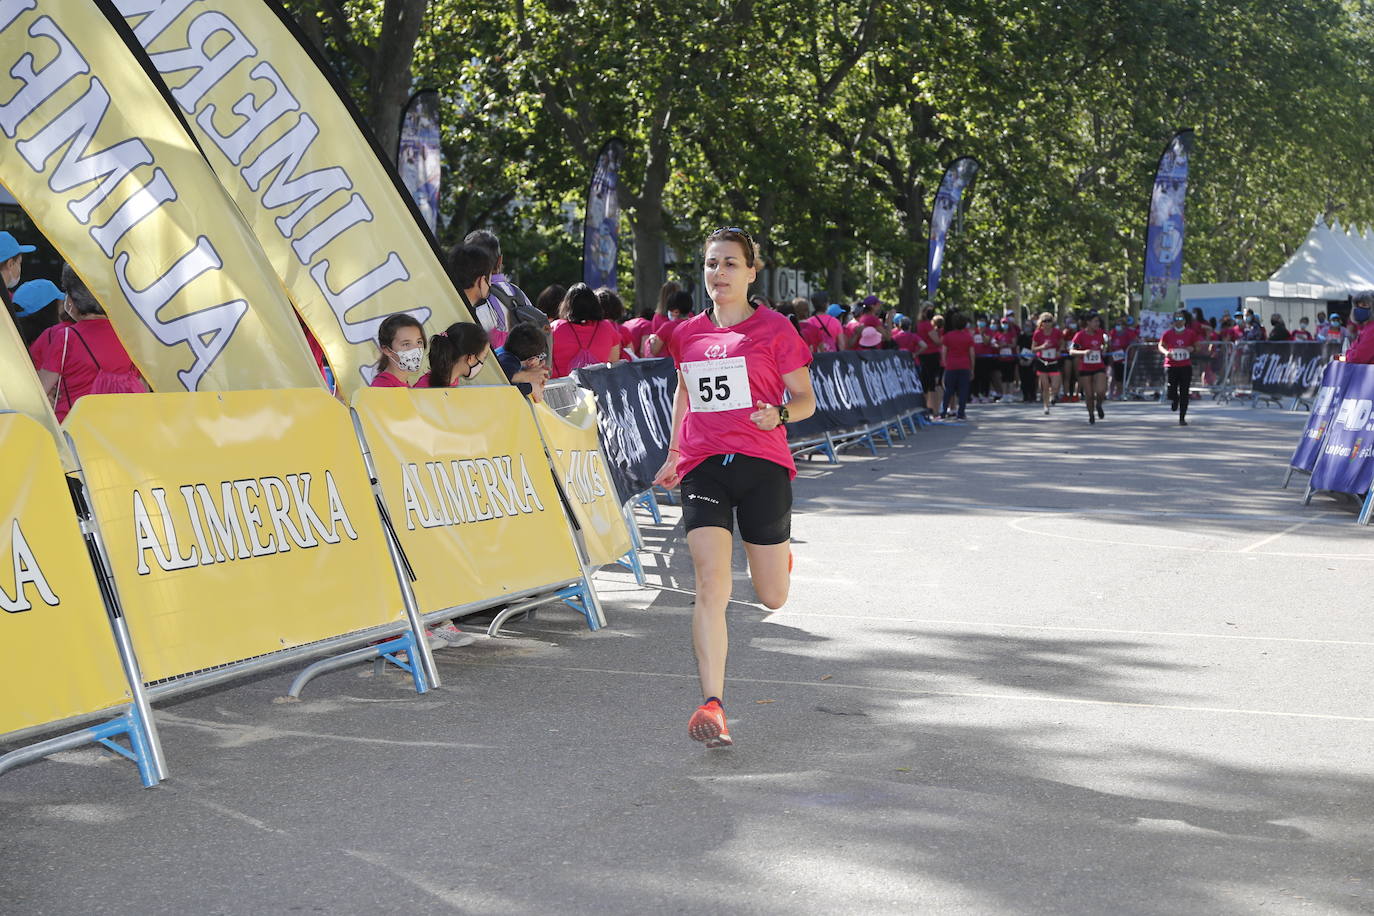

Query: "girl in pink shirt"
<box><xmin>1158</xmin><ymin>311</ymin><xmax>1198</xmax><ymax>425</ymax></box>
<box><xmin>369</xmin><ymin>313</ymin><xmax>426</xmax><ymax>388</ymax></box>
<box><xmin>653</xmin><ymin>227</ymin><xmax>815</xmax><ymax>750</ymax></box>
<box><xmin>939</xmin><ymin>314</ymin><xmax>976</xmax><ymax>419</ymax></box>
<box><xmin>550</xmin><ymin>284</ymin><xmax>622</xmax><ymax>376</ymax></box>
<box><xmin>1070</xmin><ymin>315</ymin><xmax>1109</xmax><ymax>424</ymax></box>
<box><xmin>416</xmin><ymin>322</ymin><xmax>488</xmax><ymax>388</ymax></box>
<box><xmin>1031</xmin><ymin>312</ymin><xmax>1063</xmax><ymax>415</ymax></box>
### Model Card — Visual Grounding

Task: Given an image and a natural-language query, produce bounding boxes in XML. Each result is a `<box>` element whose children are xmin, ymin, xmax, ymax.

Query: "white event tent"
<box><xmin>1181</xmin><ymin>216</ymin><xmax>1374</xmax><ymax>323</ymax></box>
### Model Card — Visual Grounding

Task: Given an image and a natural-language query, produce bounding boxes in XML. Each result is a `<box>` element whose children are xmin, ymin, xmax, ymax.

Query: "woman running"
<box><xmin>1070</xmin><ymin>314</ymin><xmax>1109</xmax><ymax>423</ymax></box>
<box><xmin>1032</xmin><ymin>312</ymin><xmax>1063</xmax><ymax>414</ymax></box>
<box><xmin>653</xmin><ymin>228</ymin><xmax>816</xmax><ymax>749</ymax></box>
<box><xmin>1159</xmin><ymin>310</ymin><xmax>1197</xmax><ymax>426</ymax></box>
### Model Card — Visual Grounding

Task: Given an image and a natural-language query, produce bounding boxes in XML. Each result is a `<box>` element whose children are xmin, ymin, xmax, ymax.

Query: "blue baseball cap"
<box><xmin>11</xmin><ymin>278</ymin><xmax>63</xmax><ymax>317</ymax></box>
<box><xmin>0</xmin><ymin>231</ymin><xmax>36</xmax><ymax>262</ymax></box>
<box><xmin>827</xmin><ymin>304</ymin><xmax>844</xmax><ymax>318</ymax></box>
<box><xmin>1125</xmin><ymin>315</ymin><xmax>1135</xmax><ymax>325</ymax></box>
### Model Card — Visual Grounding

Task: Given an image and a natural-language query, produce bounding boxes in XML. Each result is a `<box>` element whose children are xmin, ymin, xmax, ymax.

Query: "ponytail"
<box><xmin>426</xmin><ymin>321</ymin><xmax>489</xmax><ymax>388</ymax></box>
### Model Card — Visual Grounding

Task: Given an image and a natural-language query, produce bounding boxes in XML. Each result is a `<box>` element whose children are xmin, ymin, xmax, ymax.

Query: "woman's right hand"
<box><xmin>653</xmin><ymin>452</ymin><xmax>681</xmax><ymax>489</ymax></box>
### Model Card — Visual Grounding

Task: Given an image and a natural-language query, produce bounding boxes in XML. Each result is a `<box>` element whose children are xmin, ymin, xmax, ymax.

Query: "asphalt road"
<box><xmin>3</xmin><ymin>399</ymin><xmax>1371</xmax><ymax>915</ymax></box>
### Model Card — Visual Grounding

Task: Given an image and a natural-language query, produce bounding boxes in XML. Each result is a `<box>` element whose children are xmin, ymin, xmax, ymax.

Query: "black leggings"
<box><xmin>1167</xmin><ymin>365</ymin><xmax>1193</xmax><ymax>419</ymax></box>
<box><xmin>973</xmin><ymin>358</ymin><xmax>996</xmax><ymax>397</ymax></box>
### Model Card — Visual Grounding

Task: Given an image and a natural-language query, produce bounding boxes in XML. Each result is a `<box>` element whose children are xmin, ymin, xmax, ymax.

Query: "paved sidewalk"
<box><xmin>2</xmin><ymin>400</ymin><xmax>1371</xmax><ymax>915</ymax></box>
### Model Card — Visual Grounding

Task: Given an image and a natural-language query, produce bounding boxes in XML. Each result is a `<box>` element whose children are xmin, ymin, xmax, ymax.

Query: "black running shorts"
<box><xmin>681</xmin><ymin>454</ymin><xmax>792</xmax><ymax>545</ymax></box>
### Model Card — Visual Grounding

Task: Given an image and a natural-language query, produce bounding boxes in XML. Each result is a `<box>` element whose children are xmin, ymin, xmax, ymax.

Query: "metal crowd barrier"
<box><xmin>1122</xmin><ymin>341</ymin><xmax>1238</xmax><ymax>401</ymax></box>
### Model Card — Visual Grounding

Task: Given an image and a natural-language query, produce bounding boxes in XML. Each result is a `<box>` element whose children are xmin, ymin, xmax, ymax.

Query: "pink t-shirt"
<box><xmin>1291</xmin><ymin>328</ymin><xmax>1313</xmax><ymax>341</ymax></box>
<box><xmin>668</xmin><ymin>306</ymin><xmax>812</xmax><ymax>480</ymax></box>
<box><xmin>1109</xmin><ymin>328</ymin><xmax>1138</xmax><ymax>353</ymax></box>
<box><xmin>651</xmin><ymin>312</ymin><xmax>670</xmax><ymax>332</ymax></box>
<box><xmin>971</xmin><ymin>325</ymin><xmax>997</xmax><ymax>357</ymax></box>
<box><xmin>1032</xmin><ymin>327</ymin><xmax>1064</xmax><ymax>360</ymax></box>
<box><xmin>893</xmin><ymin>329</ymin><xmax>921</xmax><ymax>353</ymax></box>
<box><xmin>993</xmin><ymin>329</ymin><xmax>1018</xmax><ymax>359</ymax></box>
<box><xmin>1344</xmin><ymin>323</ymin><xmax>1374</xmax><ymax>364</ymax></box>
<box><xmin>803</xmin><ymin>314</ymin><xmax>843</xmax><ymax>352</ymax></box>
<box><xmin>1072</xmin><ymin>329</ymin><xmax>1108</xmax><ymax>371</ymax></box>
<box><xmin>941</xmin><ymin>328</ymin><xmax>975</xmax><ymax>371</ymax></box>
<box><xmin>622</xmin><ymin>316</ymin><xmax>652</xmax><ymax>356</ymax></box>
<box><xmin>40</xmin><ymin>319</ymin><xmax>138</xmax><ymax>421</ymax></box>
<box><xmin>915</xmin><ymin>320</ymin><xmax>940</xmax><ymax>354</ymax></box>
<box><xmin>798</xmin><ymin>319</ymin><xmax>823</xmax><ymax>351</ymax></box>
<box><xmin>1161</xmin><ymin>328</ymin><xmax>1198</xmax><ymax>367</ymax></box>
<box><xmin>28</xmin><ymin>322</ymin><xmax>65</xmax><ymax>370</ymax></box>
<box><xmin>370</xmin><ymin>370</ymin><xmax>411</xmax><ymax>388</ymax></box>
<box><xmin>551</xmin><ymin>319</ymin><xmax>620</xmax><ymax>377</ymax></box>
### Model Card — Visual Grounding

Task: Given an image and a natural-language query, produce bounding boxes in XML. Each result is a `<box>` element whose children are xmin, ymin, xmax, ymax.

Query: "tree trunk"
<box><xmin>630</xmin><ymin>208</ymin><xmax>665</xmax><ymax>314</ymax></box>
<box><xmin>366</xmin><ymin>0</ymin><xmax>430</xmax><ymax>164</ymax></box>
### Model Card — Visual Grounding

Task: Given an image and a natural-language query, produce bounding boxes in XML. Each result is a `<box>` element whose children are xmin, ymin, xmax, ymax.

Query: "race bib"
<box><xmin>1170</xmin><ymin>348</ymin><xmax>1190</xmax><ymax>361</ymax></box>
<box><xmin>1039</xmin><ymin>350</ymin><xmax>1057</xmax><ymax>361</ymax></box>
<box><xmin>1083</xmin><ymin>350</ymin><xmax>1103</xmax><ymax>365</ymax></box>
<box><xmin>1000</xmin><ymin>347</ymin><xmax>1013</xmax><ymax>356</ymax></box>
<box><xmin>683</xmin><ymin>357</ymin><xmax>752</xmax><ymax>412</ymax></box>
<box><xmin>1111</xmin><ymin>350</ymin><xmax>1126</xmax><ymax>360</ymax></box>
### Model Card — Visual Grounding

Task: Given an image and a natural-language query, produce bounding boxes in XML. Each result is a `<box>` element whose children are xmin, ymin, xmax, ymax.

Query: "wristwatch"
<box><xmin>777</xmin><ymin>404</ymin><xmax>789</xmax><ymax>425</ymax></box>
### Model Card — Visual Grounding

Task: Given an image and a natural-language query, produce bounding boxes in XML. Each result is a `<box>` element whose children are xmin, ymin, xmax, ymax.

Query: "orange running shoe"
<box><xmin>688</xmin><ymin>701</ymin><xmax>732</xmax><ymax>748</ymax></box>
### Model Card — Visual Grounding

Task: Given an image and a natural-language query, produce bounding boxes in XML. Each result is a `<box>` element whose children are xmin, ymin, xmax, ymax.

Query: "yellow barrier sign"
<box><xmin>353</xmin><ymin>387</ymin><xmax>583</xmax><ymax>613</ymax></box>
<box><xmin>0</xmin><ymin>300</ymin><xmax>73</xmax><ymax>470</ymax></box>
<box><xmin>0</xmin><ymin>413</ymin><xmax>130</xmax><ymax>736</ymax></box>
<box><xmin>64</xmin><ymin>390</ymin><xmax>402</xmax><ymax>682</ymax></box>
<box><xmin>532</xmin><ymin>395</ymin><xmax>634</xmax><ymax>567</ymax></box>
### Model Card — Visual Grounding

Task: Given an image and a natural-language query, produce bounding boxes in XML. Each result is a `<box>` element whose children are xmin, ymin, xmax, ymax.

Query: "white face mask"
<box><xmin>394</xmin><ymin>347</ymin><xmax>424</xmax><ymax>373</ymax></box>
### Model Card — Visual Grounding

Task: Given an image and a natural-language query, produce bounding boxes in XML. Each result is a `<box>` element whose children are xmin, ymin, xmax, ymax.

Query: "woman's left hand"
<box><xmin>750</xmin><ymin>400</ymin><xmax>782</xmax><ymax>430</ymax></box>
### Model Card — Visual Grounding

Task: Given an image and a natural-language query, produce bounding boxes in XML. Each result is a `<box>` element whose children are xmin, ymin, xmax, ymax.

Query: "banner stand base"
<box><xmin>1359</xmin><ymin>490</ymin><xmax>1374</xmax><ymax>526</ymax></box>
<box><xmin>634</xmin><ymin>490</ymin><xmax>663</xmax><ymax>526</ymax></box>
<box><xmin>616</xmin><ymin>548</ymin><xmax>647</xmax><ymax>586</ymax></box>
<box><xmin>0</xmin><ymin>706</ymin><xmax>160</xmax><ymax>788</ymax></box>
<box><xmin>287</xmin><ymin>632</ymin><xmax>429</xmax><ymax>699</ymax></box>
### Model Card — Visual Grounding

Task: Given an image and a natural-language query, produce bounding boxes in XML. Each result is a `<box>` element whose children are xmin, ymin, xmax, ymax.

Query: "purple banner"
<box><xmin>1142</xmin><ymin>130</ymin><xmax>1193</xmax><ymax>312</ymax></box>
<box><xmin>1309</xmin><ymin>363</ymin><xmax>1374</xmax><ymax>495</ymax></box>
<box><xmin>1290</xmin><ymin>361</ymin><xmax>1349</xmax><ymax>472</ymax></box>
<box><xmin>583</xmin><ymin>140</ymin><xmax>625</xmax><ymax>290</ymax></box>
<box><xmin>398</xmin><ymin>90</ymin><xmax>441</xmax><ymax>234</ymax></box>
<box><xmin>926</xmin><ymin>157</ymin><xmax>979</xmax><ymax>301</ymax></box>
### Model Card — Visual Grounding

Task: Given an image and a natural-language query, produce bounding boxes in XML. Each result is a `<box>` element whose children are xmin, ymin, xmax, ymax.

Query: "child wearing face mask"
<box><xmin>418</xmin><ymin>321</ymin><xmax>490</xmax><ymax>388</ymax></box>
<box><xmin>1292</xmin><ymin>317</ymin><xmax>1314</xmax><ymax>341</ymax></box>
<box><xmin>370</xmin><ymin>314</ymin><xmax>427</xmax><ymax>387</ymax></box>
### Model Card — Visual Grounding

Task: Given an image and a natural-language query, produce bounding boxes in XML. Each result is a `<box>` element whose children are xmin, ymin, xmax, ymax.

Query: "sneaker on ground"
<box><xmin>430</xmin><ymin>621</ymin><xmax>476</xmax><ymax>648</ymax></box>
<box><xmin>688</xmin><ymin>701</ymin><xmax>733</xmax><ymax>748</ymax></box>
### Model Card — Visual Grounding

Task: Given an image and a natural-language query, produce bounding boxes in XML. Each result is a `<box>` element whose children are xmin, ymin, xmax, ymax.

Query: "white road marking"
<box><xmin>1238</xmin><ymin>513</ymin><xmax>1330</xmax><ymax>552</ymax></box>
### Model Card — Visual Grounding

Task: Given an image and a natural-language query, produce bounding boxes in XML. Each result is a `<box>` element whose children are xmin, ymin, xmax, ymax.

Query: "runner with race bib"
<box><xmin>1070</xmin><ymin>314</ymin><xmax>1109</xmax><ymax>425</ymax></box>
<box><xmin>1158</xmin><ymin>310</ymin><xmax>1198</xmax><ymax>426</ymax></box>
<box><xmin>1031</xmin><ymin>312</ymin><xmax>1063</xmax><ymax>416</ymax></box>
<box><xmin>653</xmin><ymin>227</ymin><xmax>816</xmax><ymax>750</ymax></box>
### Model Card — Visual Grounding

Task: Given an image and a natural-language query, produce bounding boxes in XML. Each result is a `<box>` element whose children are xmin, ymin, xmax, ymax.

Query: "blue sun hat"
<box><xmin>0</xmin><ymin>231</ymin><xmax>35</xmax><ymax>262</ymax></box>
<box><xmin>827</xmin><ymin>304</ymin><xmax>844</xmax><ymax>318</ymax></box>
<box><xmin>11</xmin><ymin>278</ymin><xmax>63</xmax><ymax>317</ymax></box>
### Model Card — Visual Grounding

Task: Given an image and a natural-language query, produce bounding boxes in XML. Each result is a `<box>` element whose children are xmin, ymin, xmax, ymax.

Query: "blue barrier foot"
<box><xmin>616</xmin><ymin>548</ymin><xmax>647</xmax><ymax>586</ymax></box>
<box><xmin>91</xmin><ymin>712</ymin><xmax>160</xmax><ymax>788</ymax></box>
<box><xmin>637</xmin><ymin>490</ymin><xmax>663</xmax><ymax>525</ymax></box>
<box><xmin>558</xmin><ymin>582</ymin><xmax>602</xmax><ymax>631</ymax></box>
<box><xmin>377</xmin><ymin>633</ymin><xmax>430</xmax><ymax>694</ymax></box>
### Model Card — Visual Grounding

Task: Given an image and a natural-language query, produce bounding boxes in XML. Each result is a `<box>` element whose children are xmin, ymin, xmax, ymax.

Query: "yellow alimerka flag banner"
<box><xmin>0</xmin><ymin>1</ymin><xmax>321</xmax><ymax>393</ymax></box>
<box><xmin>0</xmin><ymin>295</ymin><xmax>73</xmax><ymax>469</ymax></box>
<box><xmin>353</xmin><ymin>386</ymin><xmax>584</xmax><ymax>614</ymax></box>
<box><xmin>114</xmin><ymin>0</ymin><xmax>504</xmax><ymax>397</ymax></box>
<box><xmin>0</xmin><ymin>412</ymin><xmax>130</xmax><ymax>736</ymax></box>
<box><xmin>64</xmin><ymin>389</ymin><xmax>402</xmax><ymax>682</ymax></box>
<box><xmin>532</xmin><ymin>393</ymin><xmax>634</xmax><ymax>568</ymax></box>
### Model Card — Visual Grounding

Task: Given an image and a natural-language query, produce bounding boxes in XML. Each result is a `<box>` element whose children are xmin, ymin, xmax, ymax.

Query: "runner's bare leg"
<box><xmin>688</xmin><ymin>526</ymin><xmax>734</xmax><ymax>702</ymax></box>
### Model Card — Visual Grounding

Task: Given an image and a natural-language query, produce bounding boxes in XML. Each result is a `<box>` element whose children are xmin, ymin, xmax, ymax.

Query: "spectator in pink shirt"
<box><xmin>940</xmin><ymin>312</ymin><xmax>976</xmax><ymax>420</ymax></box>
<box><xmin>38</xmin><ymin>265</ymin><xmax>145</xmax><ymax>421</ymax></box>
<box><xmin>1339</xmin><ymin>295</ymin><xmax>1374</xmax><ymax>364</ymax></box>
